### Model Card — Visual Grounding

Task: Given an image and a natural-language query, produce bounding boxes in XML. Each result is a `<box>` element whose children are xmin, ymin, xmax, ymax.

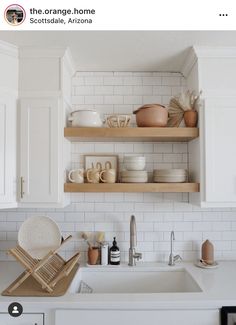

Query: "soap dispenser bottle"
<box><xmin>110</xmin><ymin>237</ymin><xmax>120</xmax><ymax>265</ymax></box>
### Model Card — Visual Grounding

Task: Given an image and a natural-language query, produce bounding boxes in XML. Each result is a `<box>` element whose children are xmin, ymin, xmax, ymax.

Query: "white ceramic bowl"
<box><xmin>68</xmin><ymin>110</ymin><xmax>103</xmax><ymax>127</ymax></box>
<box><xmin>125</xmin><ymin>162</ymin><xmax>146</xmax><ymax>171</ymax></box>
<box><xmin>124</xmin><ymin>156</ymin><xmax>145</xmax><ymax>161</ymax></box>
<box><xmin>124</xmin><ymin>157</ymin><xmax>146</xmax><ymax>171</ymax></box>
<box><xmin>121</xmin><ymin>170</ymin><xmax>147</xmax><ymax>177</ymax></box>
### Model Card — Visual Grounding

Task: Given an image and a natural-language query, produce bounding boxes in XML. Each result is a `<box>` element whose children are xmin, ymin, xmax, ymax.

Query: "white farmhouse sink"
<box><xmin>69</xmin><ymin>266</ymin><xmax>202</xmax><ymax>294</ymax></box>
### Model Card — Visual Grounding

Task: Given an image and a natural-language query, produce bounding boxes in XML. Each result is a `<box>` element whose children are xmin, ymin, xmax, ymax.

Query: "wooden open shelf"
<box><xmin>64</xmin><ymin>127</ymin><xmax>199</xmax><ymax>142</ymax></box>
<box><xmin>64</xmin><ymin>183</ymin><xmax>199</xmax><ymax>193</ymax></box>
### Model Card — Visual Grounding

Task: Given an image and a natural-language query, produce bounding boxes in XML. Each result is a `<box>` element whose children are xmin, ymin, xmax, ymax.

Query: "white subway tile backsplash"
<box><xmin>133</xmin><ymin>143</ymin><xmax>154</xmax><ymax>153</ymax></box>
<box><xmin>154</xmin><ymin>222</ymin><xmax>173</xmax><ymax>231</ymax></box>
<box><xmin>183</xmin><ymin>232</ymin><xmax>202</xmax><ymax>241</ymax></box>
<box><xmin>64</xmin><ymin>213</ymin><xmax>85</xmax><ymax>222</ymax></box>
<box><xmin>113</xmin><ymin>104</ymin><xmax>133</xmax><ymax>114</ymax></box>
<box><xmin>85</xmin><ymin>95</ymin><xmax>103</xmax><ymax>105</ymax></box>
<box><xmin>123</xmin><ymin>76</ymin><xmax>142</xmax><ymax>85</ymax></box>
<box><xmin>193</xmin><ymin>222</ymin><xmax>212</xmax><ymax>231</ymax></box>
<box><xmin>114</xmin><ymin>86</ymin><xmax>133</xmax><ymax>95</ymax></box>
<box><xmin>1</xmin><ymin>71</ymin><xmax>234</xmax><ymax>264</ymax></box>
<box><xmin>134</xmin><ymin>203</ymin><xmax>154</xmax><ymax>212</ymax></box>
<box><xmin>202</xmin><ymin>231</ymin><xmax>221</xmax><ymax>240</ymax></box>
<box><xmin>75</xmin><ymin>86</ymin><xmax>94</xmax><ymax>95</ymax></box>
<box><xmin>124</xmin><ymin>95</ymin><xmax>142</xmax><ymax>105</ymax></box>
<box><xmin>0</xmin><ymin>222</ymin><xmax>17</xmax><ymax>231</ymax></box>
<box><xmin>114</xmin><ymin>143</ymin><xmax>133</xmax><ymax>153</ymax></box>
<box><xmin>104</xmin><ymin>95</ymin><xmax>123</xmax><ymax>104</ymax></box>
<box><xmin>213</xmin><ymin>222</ymin><xmax>231</xmax><ymax>231</ymax></box>
<box><xmin>163</xmin><ymin>153</ymin><xmax>183</xmax><ymax>163</ymax></box>
<box><xmin>133</xmin><ymin>86</ymin><xmax>153</xmax><ymax>95</ymax></box>
<box><xmin>84</xmin><ymin>76</ymin><xmax>104</xmax><ymax>85</ymax></box>
<box><xmin>114</xmin><ymin>203</ymin><xmax>135</xmax><ymax>212</ymax></box>
<box><xmin>143</xmin><ymin>77</ymin><xmax>162</xmax><ymax>85</ymax></box>
<box><xmin>0</xmin><ymin>232</ymin><xmax>7</xmax><ymax>240</ymax></box>
<box><xmin>153</xmin><ymin>86</ymin><xmax>171</xmax><ymax>95</ymax></box>
<box><xmin>71</xmin><ymin>96</ymin><xmax>85</xmax><ymax>105</ymax></box>
<box><xmin>94</xmin><ymin>223</ymin><xmax>113</xmax><ymax>231</ymax></box>
<box><xmin>103</xmin><ymin>77</ymin><xmax>123</xmax><ymax>85</ymax></box>
<box><xmin>154</xmin><ymin>143</ymin><xmax>172</xmax><ymax>153</ymax></box>
<box><xmin>95</xmin><ymin>203</ymin><xmax>114</xmax><ymax>212</ymax></box>
<box><xmin>124</xmin><ymin>193</ymin><xmax>144</xmax><ymax>202</ymax></box>
<box><xmin>94</xmin><ymin>86</ymin><xmax>114</xmax><ymax>95</ymax></box>
<box><xmin>162</xmin><ymin>76</ymin><xmax>181</xmax><ymax>86</ymax></box>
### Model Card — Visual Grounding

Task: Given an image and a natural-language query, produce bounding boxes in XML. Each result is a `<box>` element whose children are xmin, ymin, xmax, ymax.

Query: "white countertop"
<box><xmin>0</xmin><ymin>261</ymin><xmax>236</xmax><ymax>311</ymax></box>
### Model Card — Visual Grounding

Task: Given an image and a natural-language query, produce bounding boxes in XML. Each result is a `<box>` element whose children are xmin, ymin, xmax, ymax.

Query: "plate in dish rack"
<box><xmin>18</xmin><ymin>216</ymin><xmax>62</xmax><ymax>259</ymax></box>
<box><xmin>194</xmin><ymin>260</ymin><xmax>219</xmax><ymax>269</ymax></box>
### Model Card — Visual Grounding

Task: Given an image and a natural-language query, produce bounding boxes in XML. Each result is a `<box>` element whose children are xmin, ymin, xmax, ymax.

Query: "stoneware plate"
<box><xmin>18</xmin><ymin>216</ymin><xmax>62</xmax><ymax>259</ymax></box>
<box><xmin>194</xmin><ymin>260</ymin><xmax>219</xmax><ymax>269</ymax></box>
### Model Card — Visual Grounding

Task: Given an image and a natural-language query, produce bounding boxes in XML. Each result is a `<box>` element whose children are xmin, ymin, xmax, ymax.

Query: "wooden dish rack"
<box><xmin>7</xmin><ymin>235</ymin><xmax>80</xmax><ymax>293</ymax></box>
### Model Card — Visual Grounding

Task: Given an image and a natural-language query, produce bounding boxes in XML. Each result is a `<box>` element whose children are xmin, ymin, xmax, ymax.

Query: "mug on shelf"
<box><xmin>100</xmin><ymin>161</ymin><xmax>116</xmax><ymax>183</ymax></box>
<box><xmin>68</xmin><ymin>169</ymin><xmax>84</xmax><ymax>183</ymax></box>
<box><xmin>100</xmin><ymin>169</ymin><xmax>116</xmax><ymax>183</ymax></box>
<box><xmin>86</xmin><ymin>163</ymin><xmax>100</xmax><ymax>183</ymax></box>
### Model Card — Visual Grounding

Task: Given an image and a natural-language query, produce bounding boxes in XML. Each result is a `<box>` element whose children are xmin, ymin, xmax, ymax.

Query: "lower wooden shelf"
<box><xmin>64</xmin><ymin>183</ymin><xmax>199</xmax><ymax>193</ymax></box>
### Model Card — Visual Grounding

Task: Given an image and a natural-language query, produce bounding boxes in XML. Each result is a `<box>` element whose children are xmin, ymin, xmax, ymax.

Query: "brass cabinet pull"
<box><xmin>20</xmin><ymin>177</ymin><xmax>25</xmax><ymax>198</ymax></box>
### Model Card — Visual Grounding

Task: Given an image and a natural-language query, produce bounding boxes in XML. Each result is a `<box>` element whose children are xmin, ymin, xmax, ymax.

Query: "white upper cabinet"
<box><xmin>0</xmin><ymin>96</ymin><xmax>17</xmax><ymax>207</ymax></box>
<box><xmin>186</xmin><ymin>46</ymin><xmax>236</xmax><ymax>207</ymax></box>
<box><xmin>18</xmin><ymin>48</ymin><xmax>74</xmax><ymax>208</ymax></box>
<box><xmin>0</xmin><ymin>41</ymin><xmax>18</xmax><ymax>209</ymax></box>
<box><xmin>204</xmin><ymin>97</ymin><xmax>236</xmax><ymax>205</ymax></box>
<box><xmin>19</xmin><ymin>98</ymin><xmax>60</xmax><ymax>204</ymax></box>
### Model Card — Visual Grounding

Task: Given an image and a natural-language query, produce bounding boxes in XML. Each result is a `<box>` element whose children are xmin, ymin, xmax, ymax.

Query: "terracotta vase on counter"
<box><xmin>201</xmin><ymin>240</ymin><xmax>214</xmax><ymax>265</ymax></box>
<box><xmin>88</xmin><ymin>247</ymin><xmax>99</xmax><ymax>265</ymax></box>
<box><xmin>184</xmin><ymin>110</ymin><xmax>198</xmax><ymax>127</ymax></box>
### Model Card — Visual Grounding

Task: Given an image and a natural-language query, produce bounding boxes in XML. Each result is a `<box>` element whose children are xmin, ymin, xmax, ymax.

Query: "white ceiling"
<box><xmin>1</xmin><ymin>31</ymin><xmax>236</xmax><ymax>72</ymax></box>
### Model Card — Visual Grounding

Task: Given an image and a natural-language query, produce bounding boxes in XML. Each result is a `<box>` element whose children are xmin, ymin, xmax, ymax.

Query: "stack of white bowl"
<box><xmin>121</xmin><ymin>156</ymin><xmax>148</xmax><ymax>183</ymax></box>
<box><xmin>153</xmin><ymin>169</ymin><xmax>188</xmax><ymax>183</ymax></box>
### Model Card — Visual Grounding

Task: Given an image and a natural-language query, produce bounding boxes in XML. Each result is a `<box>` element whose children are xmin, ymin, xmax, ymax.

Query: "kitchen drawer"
<box><xmin>0</xmin><ymin>313</ymin><xmax>44</xmax><ymax>325</ymax></box>
<box><xmin>55</xmin><ymin>309</ymin><xmax>219</xmax><ymax>325</ymax></box>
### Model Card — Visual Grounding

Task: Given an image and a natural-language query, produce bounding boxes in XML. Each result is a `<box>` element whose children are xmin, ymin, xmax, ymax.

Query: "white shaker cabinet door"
<box><xmin>204</xmin><ymin>97</ymin><xmax>236</xmax><ymax>205</ymax></box>
<box><xmin>19</xmin><ymin>98</ymin><xmax>60</xmax><ymax>204</ymax></box>
<box><xmin>0</xmin><ymin>313</ymin><xmax>44</xmax><ymax>325</ymax></box>
<box><xmin>0</xmin><ymin>95</ymin><xmax>17</xmax><ymax>208</ymax></box>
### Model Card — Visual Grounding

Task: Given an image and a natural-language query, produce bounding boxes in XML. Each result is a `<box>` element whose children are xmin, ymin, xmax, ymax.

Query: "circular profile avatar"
<box><xmin>4</xmin><ymin>4</ymin><xmax>26</xmax><ymax>26</ymax></box>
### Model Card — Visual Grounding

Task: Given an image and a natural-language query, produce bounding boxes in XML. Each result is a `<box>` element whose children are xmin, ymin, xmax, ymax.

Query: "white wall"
<box><xmin>0</xmin><ymin>71</ymin><xmax>236</xmax><ymax>263</ymax></box>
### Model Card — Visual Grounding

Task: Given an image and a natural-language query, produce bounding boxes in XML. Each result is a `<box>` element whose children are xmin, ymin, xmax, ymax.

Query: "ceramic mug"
<box><xmin>100</xmin><ymin>168</ymin><xmax>116</xmax><ymax>183</ymax></box>
<box><xmin>68</xmin><ymin>169</ymin><xmax>84</xmax><ymax>183</ymax></box>
<box><xmin>86</xmin><ymin>164</ymin><xmax>100</xmax><ymax>183</ymax></box>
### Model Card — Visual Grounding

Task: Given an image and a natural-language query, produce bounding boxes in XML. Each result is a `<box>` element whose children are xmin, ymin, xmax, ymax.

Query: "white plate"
<box><xmin>121</xmin><ymin>170</ymin><xmax>147</xmax><ymax>177</ymax></box>
<box><xmin>121</xmin><ymin>178</ymin><xmax>148</xmax><ymax>183</ymax></box>
<box><xmin>153</xmin><ymin>169</ymin><xmax>187</xmax><ymax>175</ymax></box>
<box><xmin>154</xmin><ymin>178</ymin><xmax>186</xmax><ymax>183</ymax></box>
<box><xmin>18</xmin><ymin>216</ymin><xmax>62</xmax><ymax>259</ymax></box>
<box><xmin>194</xmin><ymin>260</ymin><xmax>219</xmax><ymax>269</ymax></box>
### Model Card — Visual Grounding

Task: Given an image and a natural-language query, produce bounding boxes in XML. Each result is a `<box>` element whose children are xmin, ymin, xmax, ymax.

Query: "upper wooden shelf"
<box><xmin>64</xmin><ymin>127</ymin><xmax>199</xmax><ymax>142</ymax></box>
